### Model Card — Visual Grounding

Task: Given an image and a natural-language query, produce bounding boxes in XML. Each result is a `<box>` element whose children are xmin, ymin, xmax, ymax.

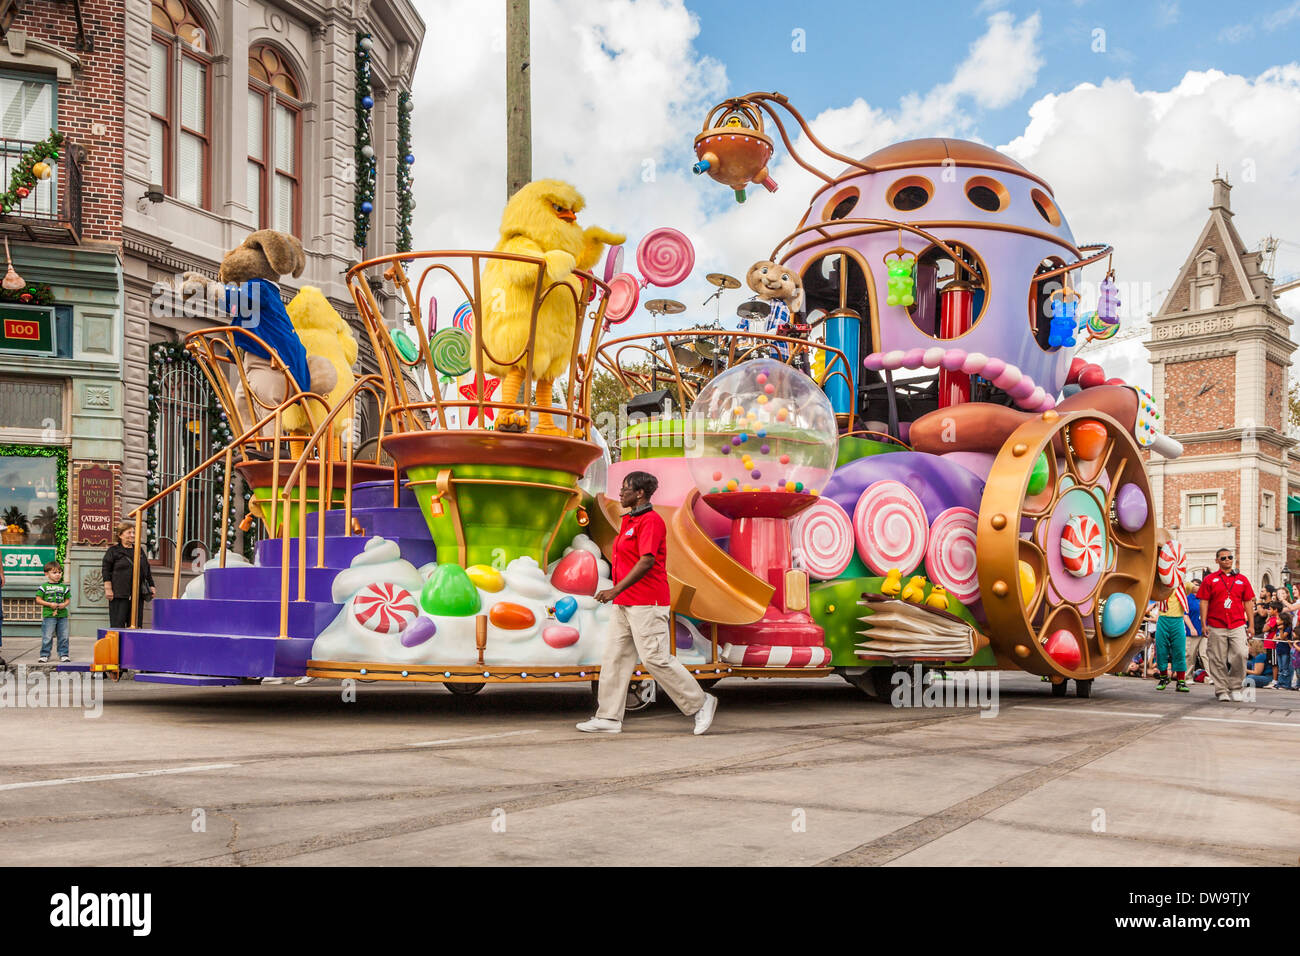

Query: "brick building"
<box><xmin>1145</xmin><ymin>175</ymin><xmax>1300</xmax><ymax>591</ymax></box>
<box><xmin>0</xmin><ymin>0</ymin><xmax>125</xmax><ymax>641</ymax></box>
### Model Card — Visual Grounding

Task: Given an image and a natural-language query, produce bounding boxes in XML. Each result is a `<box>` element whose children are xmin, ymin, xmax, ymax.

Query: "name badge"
<box><xmin>1223</xmin><ymin>598</ymin><xmax>1232</xmax><ymax>609</ymax></box>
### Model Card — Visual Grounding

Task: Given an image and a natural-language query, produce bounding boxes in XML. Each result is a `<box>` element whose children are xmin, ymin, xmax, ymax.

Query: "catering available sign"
<box><xmin>0</xmin><ymin>305</ymin><xmax>55</xmax><ymax>356</ymax></box>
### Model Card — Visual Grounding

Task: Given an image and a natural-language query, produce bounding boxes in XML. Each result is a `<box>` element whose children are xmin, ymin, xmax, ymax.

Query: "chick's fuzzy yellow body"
<box><xmin>480</xmin><ymin>180</ymin><xmax>623</xmax><ymax>382</ymax></box>
<box><xmin>283</xmin><ymin>286</ymin><xmax>358</xmax><ymax>434</ymax></box>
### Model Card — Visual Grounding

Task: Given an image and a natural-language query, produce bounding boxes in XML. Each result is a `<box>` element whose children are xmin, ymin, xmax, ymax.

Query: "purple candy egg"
<box><xmin>1115</xmin><ymin>483</ymin><xmax>1149</xmax><ymax>532</ymax></box>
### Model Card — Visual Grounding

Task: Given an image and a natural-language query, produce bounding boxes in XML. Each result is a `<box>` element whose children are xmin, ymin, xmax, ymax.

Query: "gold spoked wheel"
<box><xmin>977</xmin><ymin>409</ymin><xmax>1157</xmax><ymax>680</ymax></box>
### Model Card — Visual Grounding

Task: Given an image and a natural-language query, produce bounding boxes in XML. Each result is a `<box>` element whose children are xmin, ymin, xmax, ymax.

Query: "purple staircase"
<box><xmin>104</xmin><ymin>480</ymin><xmax>436</xmax><ymax>681</ymax></box>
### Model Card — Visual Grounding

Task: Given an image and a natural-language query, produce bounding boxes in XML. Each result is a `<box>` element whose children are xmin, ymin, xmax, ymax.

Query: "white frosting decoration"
<box><xmin>330</xmin><ymin>536</ymin><xmax>424</xmax><ymax>603</ymax></box>
<box><xmin>312</xmin><ymin>535</ymin><xmax>618</xmax><ymax>667</ymax></box>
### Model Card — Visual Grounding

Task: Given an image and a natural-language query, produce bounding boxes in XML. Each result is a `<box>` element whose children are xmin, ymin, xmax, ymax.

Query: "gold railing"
<box><xmin>124</xmin><ymin>376</ymin><xmax>399</xmax><ymax>635</ymax></box>
<box><xmin>595</xmin><ymin>329</ymin><xmax>853</xmax><ymax>412</ymax></box>
<box><xmin>345</xmin><ymin>251</ymin><xmax>613</xmax><ymax>440</ymax></box>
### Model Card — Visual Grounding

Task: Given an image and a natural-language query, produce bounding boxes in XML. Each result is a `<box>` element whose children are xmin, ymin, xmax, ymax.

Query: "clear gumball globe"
<box><xmin>686</xmin><ymin>358</ymin><xmax>838</xmax><ymax>501</ymax></box>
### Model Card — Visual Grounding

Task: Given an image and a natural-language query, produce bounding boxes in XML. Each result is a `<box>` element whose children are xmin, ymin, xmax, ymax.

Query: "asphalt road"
<box><xmin>1</xmin><ymin>660</ymin><xmax>1297</xmax><ymax>866</ymax></box>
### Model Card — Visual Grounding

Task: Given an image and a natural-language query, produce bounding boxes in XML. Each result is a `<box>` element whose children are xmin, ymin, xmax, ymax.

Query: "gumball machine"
<box><xmin>686</xmin><ymin>359</ymin><xmax>838</xmax><ymax>666</ymax></box>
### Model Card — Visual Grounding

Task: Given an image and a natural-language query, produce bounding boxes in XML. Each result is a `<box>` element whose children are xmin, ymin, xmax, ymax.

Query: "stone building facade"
<box><xmin>1145</xmin><ymin>176</ymin><xmax>1300</xmax><ymax>591</ymax></box>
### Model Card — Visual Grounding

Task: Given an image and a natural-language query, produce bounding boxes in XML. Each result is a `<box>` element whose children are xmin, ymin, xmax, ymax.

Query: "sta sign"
<box><xmin>2</xmin><ymin>545</ymin><xmax>57</xmax><ymax>578</ymax></box>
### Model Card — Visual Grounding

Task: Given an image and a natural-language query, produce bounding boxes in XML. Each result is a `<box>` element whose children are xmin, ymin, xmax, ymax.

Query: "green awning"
<box><xmin>1288</xmin><ymin>495</ymin><xmax>1300</xmax><ymax>514</ymax></box>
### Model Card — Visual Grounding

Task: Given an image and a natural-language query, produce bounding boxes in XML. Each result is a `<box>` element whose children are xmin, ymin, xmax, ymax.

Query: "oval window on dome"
<box><xmin>965</xmin><ymin>176</ymin><xmax>1009</xmax><ymax>213</ymax></box>
<box><xmin>823</xmin><ymin>187</ymin><xmax>860</xmax><ymax>221</ymax></box>
<box><xmin>1031</xmin><ymin>188</ymin><xmax>1062</xmax><ymax>226</ymax></box>
<box><xmin>886</xmin><ymin>176</ymin><xmax>932</xmax><ymax>212</ymax></box>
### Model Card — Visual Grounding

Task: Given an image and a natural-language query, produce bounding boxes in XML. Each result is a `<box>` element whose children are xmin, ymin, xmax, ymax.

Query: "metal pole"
<box><xmin>506</xmin><ymin>0</ymin><xmax>531</xmax><ymax>198</ymax></box>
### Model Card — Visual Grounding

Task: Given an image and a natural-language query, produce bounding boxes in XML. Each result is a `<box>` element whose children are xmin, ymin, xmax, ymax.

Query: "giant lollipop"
<box><xmin>603</xmin><ymin>227</ymin><xmax>696</xmax><ymax>328</ymax></box>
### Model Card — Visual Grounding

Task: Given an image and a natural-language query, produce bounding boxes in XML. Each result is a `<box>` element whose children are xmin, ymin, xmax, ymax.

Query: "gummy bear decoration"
<box><xmin>1097</xmin><ymin>276</ymin><xmax>1122</xmax><ymax>322</ymax></box>
<box><xmin>885</xmin><ymin>254</ymin><xmax>916</xmax><ymax>307</ymax></box>
<box><xmin>1048</xmin><ymin>296</ymin><xmax>1077</xmax><ymax>349</ymax></box>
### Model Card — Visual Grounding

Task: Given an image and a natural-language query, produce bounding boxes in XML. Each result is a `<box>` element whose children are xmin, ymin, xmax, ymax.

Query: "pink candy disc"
<box><xmin>603</xmin><ymin>245</ymin><xmax>624</xmax><ymax>283</ymax></box>
<box><xmin>925</xmin><ymin>507</ymin><xmax>980</xmax><ymax>603</ymax></box>
<box><xmin>853</xmin><ymin>479</ymin><xmax>928</xmax><ymax>576</ymax></box>
<box><xmin>605</xmin><ymin>273</ymin><xmax>640</xmax><ymax>324</ymax></box>
<box><xmin>791</xmin><ymin>498</ymin><xmax>855</xmax><ymax>580</ymax></box>
<box><xmin>636</xmin><ymin>227</ymin><xmax>695</xmax><ymax>287</ymax></box>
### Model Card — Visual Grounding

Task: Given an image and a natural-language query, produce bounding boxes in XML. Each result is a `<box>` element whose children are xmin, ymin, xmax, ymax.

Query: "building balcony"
<box><xmin>0</xmin><ymin>138</ymin><xmax>82</xmax><ymax>244</ymax></box>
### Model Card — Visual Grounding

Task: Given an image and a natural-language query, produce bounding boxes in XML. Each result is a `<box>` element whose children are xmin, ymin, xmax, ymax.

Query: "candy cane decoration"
<box><xmin>853</xmin><ymin>479</ymin><xmax>928</xmax><ymax>576</ymax></box>
<box><xmin>1157</xmin><ymin>540</ymin><xmax>1187</xmax><ymax>588</ymax></box>
<box><xmin>353</xmin><ymin>582</ymin><xmax>420</xmax><ymax>634</ymax></box>
<box><xmin>925</xmin><ymin>507</ymin><xmax>981</xmax><ymax>603</ymax></box>
<box><xmin>791</xmin><ymin>498</ymin><xmax>855</xmax><ymax>580</ymax></box>
<box><xmin>1060</xmin><ymin>514</ymin><xmax>1103</xmax><ymax>578</ymax></box>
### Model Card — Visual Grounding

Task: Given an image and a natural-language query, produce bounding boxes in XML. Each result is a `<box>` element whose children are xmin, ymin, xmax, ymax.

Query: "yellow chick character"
<box><xmin>480</xmin><ymin>179</ymin><xmax>624</xmax><ymax>434</ymax></box>
<box><xmin>925</xmin><ymin>586</ymin><xmax>950</xmax><ymax>610</ymax></box>
<box><xmin>900</xmin><ymin>575</ymin><xmax>926</xmax><ymax>604</ymax></box>
<box><xmin>880</xmin><ymin>568</ymin><xmax>903</xmax><ymax>597</ymax></box>
<box><xmin>283</xmin><ymin>286</ymin><xmax>359</xmax><ymax>435</ymax></box>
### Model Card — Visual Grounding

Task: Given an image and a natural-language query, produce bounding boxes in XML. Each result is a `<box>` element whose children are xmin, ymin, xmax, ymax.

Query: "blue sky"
<box><xmin>686</xmin><ymin>0</ymin><xmax>1300</xmax><ymax>147</ymax></box>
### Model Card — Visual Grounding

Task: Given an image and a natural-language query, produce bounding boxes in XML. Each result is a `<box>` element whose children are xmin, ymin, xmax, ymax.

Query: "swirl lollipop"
<box><xmin>452</xmin><ymin>301</ymin><xmax>474</xmax><ymax>335</ymax></box>
<box><xmin>603</xmin><ymin>244</ymin><xmax>624</xmax><ymax>283</ymax></box>
<box><xmin>636</xmin><ymin>227</ymin><xmax>695</xmax><ymax>288</ymax></box>
<box><xmin>925</xmin><ymin>507</ymin><xmax>980</xmax><ymax>603</ymax></box>
<box><xmin>431</xmin><ymin>327</ymin><xmax>472</xmax><ymax>378</ymax></box>
<box><xmin>853</xmin><ymin>479</ymin><xmax>928</xmax><ymax>576</ymax></box>
<box><xmin>791</xmin><ymin>498</ymin><xmax>854</xmax><ymax>580</ymax></box>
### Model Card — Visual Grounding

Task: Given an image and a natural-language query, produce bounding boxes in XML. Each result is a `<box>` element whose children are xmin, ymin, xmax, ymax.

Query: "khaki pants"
<box><xmin>1185</xmin><ymin>632</ymin><xmax>1207</xmax><ymax>675</ymax></box>
<box><xmin>596</xmin><ymin>605</ymin><xmax>706</xmax><ymax>722</ymax></box>
<box><xmin>1204</xmin><ymin>625</ymin><xmax>1248</xmax><ymax>696</ymax></box>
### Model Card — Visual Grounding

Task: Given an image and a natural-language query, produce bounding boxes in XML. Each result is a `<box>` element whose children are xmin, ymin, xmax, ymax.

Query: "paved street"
<box><xmin>2</xmin><ymin>635</ymin><xmax>1297</xmax><ymax>866</ymax></box>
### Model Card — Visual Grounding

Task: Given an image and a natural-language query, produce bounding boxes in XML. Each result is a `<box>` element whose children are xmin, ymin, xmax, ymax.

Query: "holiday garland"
<box><xmin>146</xmin><ymin>342</ymin><xmax>254</xmax><ymax>561</ymax></box>
<box><xmin>354</xmin><ymin>32</ymin><xmax>377</xmax><ymax>249</ymax></box>
<box><xmin>0</xmin><ymin>130</ymin><xmax>63</xmax><ymax>215</ymax></box>
<box><xmin>0</xmin><ymin>282</ymin><xmax>54</xmax><ymax>305</ymax></box>
<box><xmin>397</xmin><ymin>90</ymin><xmax>414</xmax><ymax>254</ymax></box>
<box><xmin>0</xmin><ymin>443</ymin><xmax>67</xmax><ymax>565</ymax></box>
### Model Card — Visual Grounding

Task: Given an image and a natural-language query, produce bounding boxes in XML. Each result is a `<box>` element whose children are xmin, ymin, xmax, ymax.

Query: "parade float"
<box><xmin>93</xmin><ymin>93</ymin><xmax>1184</xmax><ymax>702</ymax></box>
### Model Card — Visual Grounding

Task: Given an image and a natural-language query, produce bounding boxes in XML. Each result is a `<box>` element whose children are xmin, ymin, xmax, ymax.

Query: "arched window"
<box><xmin>150</xmin><ymin>0</ymin><xmax>212</xmax><ymax>209</ymax></box>
<box><xmin>247</xmin><ymin>43</ymin><xmax>302</xmax><ymax>235</ymax></box>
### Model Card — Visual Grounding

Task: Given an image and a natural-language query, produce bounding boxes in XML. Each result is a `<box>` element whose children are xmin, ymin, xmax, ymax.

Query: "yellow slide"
<box><xmin>590</xmin><ymin>490</ymin><xmax>772</xmax><ymax>626</ymax></box>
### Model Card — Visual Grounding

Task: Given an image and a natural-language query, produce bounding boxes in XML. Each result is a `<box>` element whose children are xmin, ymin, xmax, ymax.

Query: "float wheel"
<box><xmin>843</xmin><ymin>667</ymin><xmax>894</xmax><ymax>700</ymax></box>
<box><xmin>1075</xmin><ymin>678</ymin><xmax>1093</xmax><ymax>698</ymax></box>
<box><xmin>977</xmin><ymin>410</ymin><xmax>1157</xmax><ymax>681</ymax></box>
<box><xmin>443</xmin><ymin>681</ymin><xmax>485</xmax><ymax>696</ymax></box>
<box><xmin>1050</xmin><ymin>679</ymin><xmax>1069</xmax><ymax>698</ymax></box>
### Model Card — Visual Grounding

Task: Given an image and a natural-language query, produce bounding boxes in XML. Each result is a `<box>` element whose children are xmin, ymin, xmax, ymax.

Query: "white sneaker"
<box><xmin>693</xmin><ymin>693</ymin><xmax>718</xmax><ymax>736</ymax></box>
<box><xmin>576</xmin><ymin>717</ymin><xmax>622</xmax><ymax>734</ymax></box>
<box><xmin>261</xmin><ymin>677</ymin><xmax>286</xmax><ymax>685</ymax></box>
<box><xmin>1266</xmin><ymin>681</ymin><xmax>1277</xmax><ymax>689</ymax></box>
<box><xmin>294</xmin><ymin>676</ymin><xmax>316</xmax><ymax>686</ymax></box>
<box><xmin>1230</xmin><ymin>690</ymin><xmax>1243</xmax><ymax>702</ymax></box>
<box><xmin>37</xmin><ymin>657</ymin><xmax>49</xmax><ymax>663</ymax></box>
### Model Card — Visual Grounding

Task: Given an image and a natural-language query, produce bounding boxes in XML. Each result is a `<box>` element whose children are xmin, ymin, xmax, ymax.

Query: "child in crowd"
<box><xmin>1243</xmin><ymin>638</ymin><xmax>1271</xmax><ymax>688</ymax></box>
<box><xmin>35</xmin><ymin>561</ymin><xmax>71</xmax><ymax>663</ymax></box>
<box><xmin>1154</xmin><ymin>582</ymin><xmax>1193</xmax><ymax>691</ymax></box>
<box><xmin>1273</xmin><ymin>602</ymin><xmax>1295</xmax><ymax>691</ymax></box>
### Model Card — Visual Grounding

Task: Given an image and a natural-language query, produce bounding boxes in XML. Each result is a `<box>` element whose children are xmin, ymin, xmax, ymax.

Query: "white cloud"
<box><xmin>1265</xmin><ymin>1</ymin><xmax>1300</xmax><ymax>30</ymax></box>
<box><xmin>1218</xmin><ymin>22</ymin><xmax>1254</xmax><ymax>43</ymax></box>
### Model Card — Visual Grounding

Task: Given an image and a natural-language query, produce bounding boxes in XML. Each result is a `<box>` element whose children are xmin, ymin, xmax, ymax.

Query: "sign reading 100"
<box><xmin>0</xmin><ymin>306</ymin><xmax>54</xmax><ymax>356</ymax></box>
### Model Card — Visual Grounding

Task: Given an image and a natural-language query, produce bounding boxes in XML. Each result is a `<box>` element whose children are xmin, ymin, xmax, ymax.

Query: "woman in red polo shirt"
<box><xmin>577</xmin><ymin>471</ymin><xmax>718</xmax><ymax>735</ymax></box>
<box><xmin>1196</xmin><ymin>547</ymin><xmax>1255</xmax><ymax>702</ymax></box>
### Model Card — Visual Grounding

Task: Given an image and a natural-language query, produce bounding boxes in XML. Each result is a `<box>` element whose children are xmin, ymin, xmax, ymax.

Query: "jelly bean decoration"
<box><xmin>885</xmin><ymin>253</ymin><xmax>916</xmax><ymax>307</ymax></box>
<box><xmin>400</xmin><ymin>617</ymin><xmax>437</xmax><ymax>648</ymax></box>
<box><xmin>553</xmin><ymin>595</ymin><xmax>578</xmax><ymax>623</ymax></box>
<box><xmin>489</xmin><ymin>602</ymin><xmax>536</xmax><ymax>630</ymax></box>
<box><xmin>420</xmin><ymin>563</ymin><xmax>482</xmax><ymax>617</ymax></box>
<box><xmin>1069</xmin><ymin>420</ymin><xmax>1108</xmax><ymax>461</ymax></box>
<box><xmin>543</xmin><ymin>625</ymin><xmax>580</xmax><ymax>649</ymax></box>
<box><xmin>552</xmin><ymin>549</ymin><xmax>600</xmax><ymax>595</ymax></box>
<box><xmin>1101</xmin><ymin>592</ymin><xmax>1137</xmax><ymax>637</ymax></box>
<box><xmin>1027</xmin><ymin>452</ymin><xmax>1049</xmax><ymax>496</ymax></box>
<box><xmin>1115</xmin><ymin>483</ymin><xmax>1149</xmax><ymax>532</ymax></box>
<box><xmin>466</xmin><ymin>564</ymin><xmax>505</xmax><ymax>592</ymax></box>
<box><xmin>1018</xmin><ymin>560</ymin><xmax>1037</xmax><ymax>604</ymax></box>
<box><xmin>1044</xmin><ymin>629</ymin><xmax>1082</xmax><ymax>670</ymax></box>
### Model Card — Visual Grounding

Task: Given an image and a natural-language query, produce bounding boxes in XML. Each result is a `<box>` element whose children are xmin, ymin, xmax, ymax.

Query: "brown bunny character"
<box><xmin>185</xmin><ymin>230</ymin><xmax>336</xmax><ymax>435</ymax></box>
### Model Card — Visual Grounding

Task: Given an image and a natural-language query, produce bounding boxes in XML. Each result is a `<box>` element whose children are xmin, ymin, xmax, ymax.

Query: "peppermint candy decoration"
<box><xmin>791</xmin><ymin>498</ymin><xmax>854</xmax><ymax>580</ymax></box>
<box><xmin>353</xmin><ymin>582</ymin><xmax>419</xmax><ymax>634</ymax></box>
<box><xmin>925</xmin><ymin>507</ymin><xmax>980</xmax><ymax>603</ymax></box>
<box><xmin>1060</xmin><ymin>514</ymin><xmax>1103</xmax><ymax>578</ymax></box>
<box><xmin>854</xmin><ymin>479</ymin><xmax>928</xmax><ymax>576</ymax></box>
<box><xmin>1157</xmin><ymin>540</ymin><xmax>1187</xmax><ymax>588</ymax></box>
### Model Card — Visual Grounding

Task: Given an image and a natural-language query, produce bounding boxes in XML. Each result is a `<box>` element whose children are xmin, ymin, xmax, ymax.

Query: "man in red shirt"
<box><xmin>577</xmin><ymin>471</ymin><xmax>718</xmax><ymax>735</ymax></box>
<box><xmin>1197</xmin><ymin>547</ymin><xmax>1255</xmax><ymax>702</ymax></box>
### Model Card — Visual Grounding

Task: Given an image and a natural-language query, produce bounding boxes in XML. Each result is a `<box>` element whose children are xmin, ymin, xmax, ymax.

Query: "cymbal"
<box><xmin>671</xmin><ymin>344</ymin><xmax>703</xmax><ymax>368</ymax></box>
<box><xmin>736</xmin><ymin>299</ymin><xmax>771</xmax><ymax>320</ymax></box>
<box><xmin>706</xmin><ymin>273</ymin><xmax>741</xmax><ymax>290</ymax></box>
<box><xmin>645</xmin><ymin>298</ymin><xmax>686</xmax><ymax>315</ymax></box>
<box><xmin>693</xmin><ymin>338</ymin><xmax>721</xmax><ymax>360</ymax></box>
